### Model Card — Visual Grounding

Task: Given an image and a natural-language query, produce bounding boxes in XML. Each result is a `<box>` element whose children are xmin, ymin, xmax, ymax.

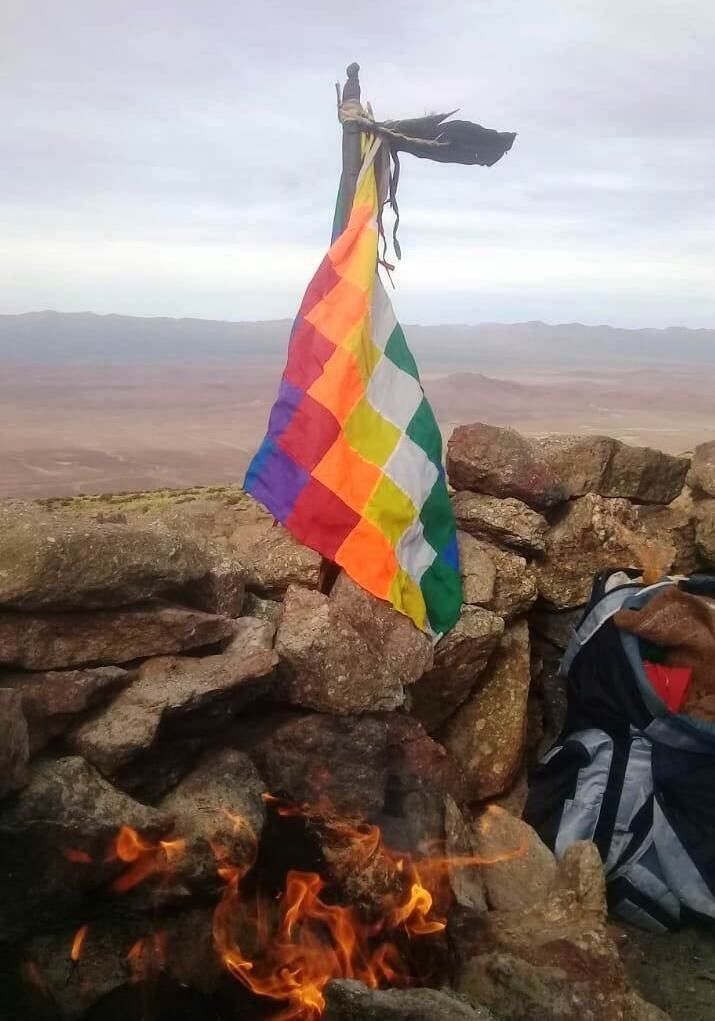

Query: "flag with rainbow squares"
<box><xmin>244</xmin><ymin>139</ymin><xmax>461</xmax><ymax>636</ymax></box>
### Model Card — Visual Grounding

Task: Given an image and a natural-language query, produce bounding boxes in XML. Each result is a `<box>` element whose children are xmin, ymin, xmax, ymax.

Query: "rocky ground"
<box><xmin>1</xmin><ymin>426</ymin><xmax>714</xmax><ymax>1020</ymax></box>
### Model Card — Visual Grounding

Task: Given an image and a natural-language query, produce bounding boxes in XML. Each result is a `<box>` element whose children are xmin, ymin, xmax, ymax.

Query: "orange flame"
<box><xmin>127</xmin><ymin>931</ymin><xmax>167</xmax><ymax>983</ymax></box>
<box><xmin>63</xmin><ymin>848</ymin><xmax>94</xmax><ymax>864</ymax></box>
<box><xmin>90</xmin><ymin>796</ymin><xmax>526</xmax><ymax>1020</ymax></box>
<box><xmin>70</xmin><ymin>924</ymin><xmax>90</xmax><ymax>963</ymax></box>
<box><xmin>210</xmin><ymin>801</ymin><xmax>458</xmax><ymax>1020</ymax></box>
<box><xmin>107</xmin><ymin>826</ymin><xmax>186</xmax><ymax>893</ymax></box>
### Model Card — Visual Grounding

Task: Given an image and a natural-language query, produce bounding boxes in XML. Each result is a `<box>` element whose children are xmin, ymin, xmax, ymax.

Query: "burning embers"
<box><xmin>55</xmin><ymin>800</ymin><xmax>523</xmax><ymax>1020</ymax></box>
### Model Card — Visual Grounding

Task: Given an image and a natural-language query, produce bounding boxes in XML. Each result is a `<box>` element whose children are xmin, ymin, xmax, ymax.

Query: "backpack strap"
<box><xmin>561</xmin><ymin>580</ymin><xmax>674</xmax><ymax>677</ymax></box>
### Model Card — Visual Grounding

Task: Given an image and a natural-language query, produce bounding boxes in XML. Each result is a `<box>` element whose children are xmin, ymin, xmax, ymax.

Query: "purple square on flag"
<box><xmin>267</xmin><ymin>379</ymin><xmax>304</xmax><ymax>441</ymax></box>
<box><xmin>248</xmin><ymin>439</ymin><xmax>310</xmax><ymax>522</ymax></box>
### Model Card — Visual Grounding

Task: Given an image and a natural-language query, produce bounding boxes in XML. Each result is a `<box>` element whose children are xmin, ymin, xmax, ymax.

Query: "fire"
<box><xmin>63</xmin><ymin>848</ymin><xmax>94</xmax><ymax>864</ymax></box>
<box><xmin>106</xmin><ymin>826</ymin><xmax>186</xmax><ymax>893</ymax></box>
<box><xmin>70</xmin><ymin>924</ymin><xmax>90</xmax><ymax>963</ymax></box>
<box><xmin>127</xmin><ymin>931</ymin><xmax>167</xmax><ymax>982</ymax></box>
<box><xmin>59</xmin><ymin>798</ymin><xmax>526</xmax><ymax>1020</ymax></box>
<box><xmin>210</xmin><ymin>804</ymin><xmax>458</xmax><ymax>1020</ymax></box>
<box><xmin>213</xmin><ymin>865</ymin><xmax>410</xmax><ymax>1020</ymax></box>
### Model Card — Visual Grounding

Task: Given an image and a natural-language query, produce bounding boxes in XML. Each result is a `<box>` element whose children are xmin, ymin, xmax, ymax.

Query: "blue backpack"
<box><xmin>525</xmin><ymin>569</ymin><xmax>715</xmax><ymax>932</ymax></box>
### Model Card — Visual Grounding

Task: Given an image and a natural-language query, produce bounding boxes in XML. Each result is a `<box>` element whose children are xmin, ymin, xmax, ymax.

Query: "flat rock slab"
<box><xmin>325</xmin><ymin>980</ymin><xmax>496</xmax><ymax>1020</ymax></box>
<box><xmin>535</xmin><ymin>434</ymin><xmax>690</xmax><ymax>505</ymax></box>
<box><xmin>0</xmin><ymin>688</ymin><xmax>29</xmax><ymax>798</ymax></box>
<box><xmin>0</xmin><ymin>502</ymin><xmax>209</xmax><ymax>611</ymax></box>
<box><xmin>0</xmin><ymin>603</ymin><xmax>236</xmax><ymax>670</ymax></box>
<box><xmin>70</xmin><ymin>645</ymin><xmax>278</xmax><ymax>775</ymax></box>
<box><xmin>452</xmin><ymin>492</ymin><xmax>548</xmax><ymax>555</ymax></box>
<box><xmin>1</xmin><ymin>666</ymin><xmax>130</xmax><ymax>752</ymax></box>
<box><xmin>409</xmin><ymin>606</ymin><xmax>504</xmax><ymax>731</ymax></box>
<box><xmin>274</xmin><ymin>576</ymin><xmax>433</xmax><ymax>714</ymax></box>
<box><xmin>447</xmin><ymin>423</ymin><xmax>567</xmax><ymax>510</ymax></box>
<box><xmin>442</xmin><ymin>621</ymin><xmax>531</xmax><ymax>802</ymax></box>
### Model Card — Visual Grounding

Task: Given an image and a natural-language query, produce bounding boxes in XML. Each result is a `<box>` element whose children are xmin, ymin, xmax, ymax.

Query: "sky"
<box><xmin>2</xmin><ymin>0</ymin><xmax>715</xmax><ymax>328</ymax></box>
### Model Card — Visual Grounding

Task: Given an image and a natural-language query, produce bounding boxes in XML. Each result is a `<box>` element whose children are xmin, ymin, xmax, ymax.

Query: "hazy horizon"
<box><xmin>4</xmin><ymin>307</ymin><xmax>715</xmax><ymax>333</ymax></box>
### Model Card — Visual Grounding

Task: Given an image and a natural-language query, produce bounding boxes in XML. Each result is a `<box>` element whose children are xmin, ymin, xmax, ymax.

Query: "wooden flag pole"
<box><xmin>333</xmin><ymin>62</ymin><xmax>362</xmax><ymax>240</ymax></box>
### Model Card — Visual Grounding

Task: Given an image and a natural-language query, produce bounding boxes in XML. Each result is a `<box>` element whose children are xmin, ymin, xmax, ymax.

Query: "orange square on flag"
<box><xmin>329</xmin><ymin>202</ymin><xmax>375</xmax><ymax>269</ymax></box>
<box><xmin>336</xmin><ymin>516</ymin><xmax>398</xmax><ymax>600</ymax></box>
<box><xmin>312</xmin><ymin>432</ymin><xmax>382</xmax><ymax>514</ymax></box>
<box><xmin>307</xmin><ymin>345</ymin><xmax>364</xmax><ymax>425</ymax></box>
<box><xmin>305</xmin><ymin>276</ymin><xmax>368</xmax><ymax>346</ymax></box>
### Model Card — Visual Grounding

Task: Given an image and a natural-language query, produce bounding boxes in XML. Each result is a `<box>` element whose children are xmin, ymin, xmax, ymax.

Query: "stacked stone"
<box><xmin>445</xmin><ymin>424</ymin><xmax>708</xmax><ymax>774</ymax></box>
<box><xmin>0</xmin><ymin>431</ymin><xmax>698</xmax><ymax>1020</ymax></box>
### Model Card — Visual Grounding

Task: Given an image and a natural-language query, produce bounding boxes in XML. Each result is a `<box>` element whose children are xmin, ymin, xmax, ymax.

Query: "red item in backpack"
<box><xmin>643</xmin><ymin>661</ymin><xmax>693</xmax><ymax>713</ymax></box>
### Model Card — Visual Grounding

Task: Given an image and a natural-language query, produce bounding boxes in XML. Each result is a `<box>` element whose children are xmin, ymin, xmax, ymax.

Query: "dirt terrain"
<box><xmin>2</xmin><ymin>358</ymin><xmax>713</xmax><ymax>499</ymax></box>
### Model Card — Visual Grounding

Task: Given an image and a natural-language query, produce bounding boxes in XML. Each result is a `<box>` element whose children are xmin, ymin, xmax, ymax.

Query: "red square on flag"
<box><xmin>287</xmin><ymin>478</ymin><xmax>360</xmax><ymax>559</ymax></box>
<box><xmin>284</xmin><ymin>319</ymin><xmax>336</xmax><ymax>393</ymax></box>
<box><xmin>278</xmin><ymin>394</ymin><xmax>340</xmax><ymax>473</ymax></box>
<box><xmin>297</xmin><ymin>256</ymin><xmax>341</xmax><ymax>319</ymax></box>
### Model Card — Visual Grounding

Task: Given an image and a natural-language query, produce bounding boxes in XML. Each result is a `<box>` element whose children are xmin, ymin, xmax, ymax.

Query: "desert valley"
<box><xmin>2</xmin><ymin>311</ymin><xmax>714</xmax><ymax>499</ymax></box>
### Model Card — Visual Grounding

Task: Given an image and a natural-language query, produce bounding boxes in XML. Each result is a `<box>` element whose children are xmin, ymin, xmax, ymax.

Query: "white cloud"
<box><xmin>2</xmin><ymin>0</ymin><xmax>715</xmax><ymax>326</ymax></box>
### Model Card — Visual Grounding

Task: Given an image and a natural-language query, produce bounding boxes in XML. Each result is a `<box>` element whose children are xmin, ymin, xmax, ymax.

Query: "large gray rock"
<box><xmin>274</xmin><ymin>576</ymin><xmax>433</xmax><ymax>714</ymax></box>
<box><xmin>532</xmin><ymin>434</ymin><xmax>614</xmax><ymax>499</ymax></box>
<box><xmin>535</xmin><ymin>434</ymin><xmax>689</xmax><ymax>505</ymax></box>
<box><xmin>0</xmin><ymin>688</ymin><xmax>29</xmax><ymax>798</ymax></box>
<box><xmin>0</xmin><ymin>503</ymin><xmax>209</xmax><ymax>611</ymax></box>
<box><xmin>460</xmin><ymin>533</ymin><xmax>537</xmax><ymax>619</ymax></box>
<box><xmin>452</xmin><ymin>492</ymin><xmax>548</xmax><ymax>555</ymax></box>
<box><xmin>458</xmin><ymin>531</ymin><xmax>497</xmax><ymax>605</ymax></box>
<box><xmin>230</xmin><ymin>712</ymin><xmax>390</xmax><ymax>818</ymax></box>
<box><xmin>442</xmin><ymin>621</ymin><xmax>531</xmax><ymax>802</ymax></box>
<box><xmin>536</xmin><ymin>494</ymin><xmax>638</xmax><ymax>608</ymax></box>
<box><xmin>69</xmin><ymin>644</ymin><xmax>277</xmax><ymax>775</ymax></box>
<box><xmin>1</xmin><ymin>666</ymin><xmax>130</xmax><ymax>752</ymax></box>
<box><xmin>325</xmin><ymin>980</ymin><xmax>496</xmax><ymax>1021</ymax></box>
<box><xmin>0</xmin><ymin>603</ymin><xmax>236</xmax><ymax>670</ymax></box>
<box><xmin>23</xmin><ymin>907</ymin><xmax>221</xmax><ymax>1019</ymax></box>
<box><xmin>454</xmin><ymin>839</ymin><xmax>662</xmax><ymax>1021</ymax></box>
<box><xmin>636</xmin><ymin>490</ymin><xmax>700</xmax><ymax>575</ymax></box>
<box><xmin>445</xmin><ymin>794</ymin><xmax>488</xmax><ymax>911</ymax></box>
<box><xmin>178</xmin><ymin>549</ymin><xmax>246</xmax><ymax>617</ymax></box>
<box><xmin>231</xmin><ymin>711</ymin><xmax>464</xmax><ymax>856</ymax></box>
<box><xmin>222</xmin><ymin>615</ymin><xmax>276</xmax><ymax>652</ymax></box>
<box><xmin>409</xmin><ymin>606</ymin><xmax>504</xmax><ymax>731</ymax></box>
<box><xmin>242</xmin><ymin>592</ymin><xmax>283</xmax><ymax>624</ymax></box>
<box><xmin>696</xmin><ymin>498</ymin><xmax>715</xmax><ymax>567</ymax></box>
<box><xmin>159</xmin><ymin>747</ymin><xmax>265</xmax><ymax>891</ymax></box>
<box><xmin>234</xmin><ymin>520</ymin><xmax>321</xmax><ymax>596</ymax></box>
<box><xmin>472</xmin><ymin>807</ymin><xmax>557</xmax><ymax>911</ymax></box>
<box><xmin>447</xmin><ymin>424</ymin><xmax>567</xmax><ymax>509</ymax></box>
<box><xmin>687</xmin><ymin>440</ymin><xmax>715</xmax><ymax>497</ymax></box>
<box><xmin>0</xmin><ymin>756</ymin><xmax>170</xmax><ymax>940</ymax></box>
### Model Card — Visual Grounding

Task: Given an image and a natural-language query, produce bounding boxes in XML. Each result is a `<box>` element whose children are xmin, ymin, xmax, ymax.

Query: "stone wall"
<box><xmin>2</xmin><ymin>424</ymin><xmax>707</xmax><ymax>1019</ymax></box>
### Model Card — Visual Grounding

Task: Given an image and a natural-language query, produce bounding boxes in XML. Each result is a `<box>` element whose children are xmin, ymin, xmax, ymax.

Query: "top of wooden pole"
<box><xmin>342</xmin><ymin>63</ymin><xmax>361</xmax><ymax>103</ymax></box>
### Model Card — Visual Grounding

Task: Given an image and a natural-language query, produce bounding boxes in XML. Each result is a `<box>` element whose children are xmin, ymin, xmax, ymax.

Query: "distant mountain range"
<box><xmin>1</xmin><ymin>310</ymin><xmax>714</xmax><ymax>367</ymax></box>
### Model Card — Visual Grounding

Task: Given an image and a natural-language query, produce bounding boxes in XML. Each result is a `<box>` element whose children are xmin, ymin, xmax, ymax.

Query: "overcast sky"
<box><xmin>2</xmin><ymin>0</ymin><xmax>714</xmax><ymax>327</ymax></box>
